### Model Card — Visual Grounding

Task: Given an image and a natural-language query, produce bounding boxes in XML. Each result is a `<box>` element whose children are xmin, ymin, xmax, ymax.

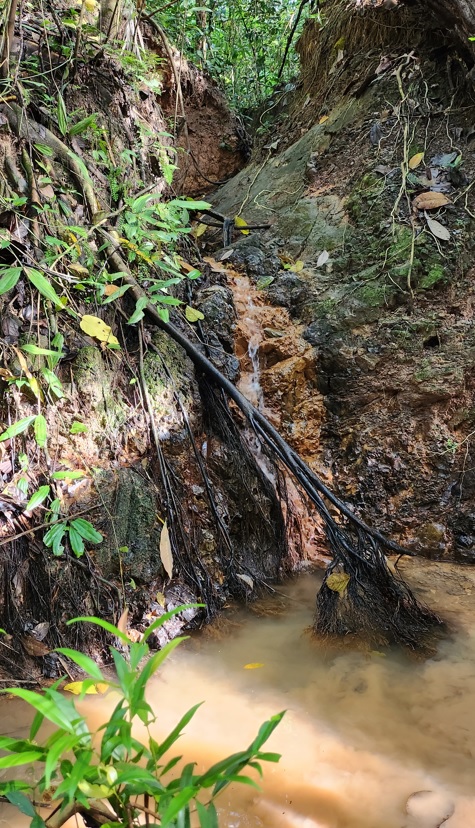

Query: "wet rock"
<box><xmin>409</xmin><ymin>522</ymin><xmax>447</xmax><ymax>559</ymax></box>
<box><xmin>196</xmin><ymin>284</ymin><xmax>236</xmax><ymax>349</ymax></box>
<box><xmin>266</xmin><ymin>272</ymin><xmax>308</xmax><ymax>309</ymax></box>
<box><xmin>224</xmin><ymin>236</ymin><xmax>281</xmax><ymax>280</ymax></box>
<box><xmin>303</xmin><ymin>319</ymin><xmax>337</xmax><ymax>347</ymax></box>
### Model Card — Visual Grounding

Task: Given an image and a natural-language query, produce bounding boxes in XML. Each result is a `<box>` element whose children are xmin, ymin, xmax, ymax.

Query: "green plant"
<box><xmin>0</xmin><ymin>609</ymin><xmax>283</xmax><ymax>827</ymax></box>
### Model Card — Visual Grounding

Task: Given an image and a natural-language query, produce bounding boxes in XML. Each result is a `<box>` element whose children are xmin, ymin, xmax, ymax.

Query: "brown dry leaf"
<box><xmin>39</xmin><ymin>185</ymin><xmax>55</xmax><ymax>200</ymax></box>
<box><xmin>103</xmin><ymin>284</ymin><xmax>121</xmax><ymax>297</ymax></box>
<box><xmin>160</xmin><ymin>521</ymin><xmax>173</xmax><ymax>579</ymax></box>
<box><xmin>117</xmin><ymin>608</ymin><xmax>128</xmax><ymax>634</ymax></box>
<box><xmin>412</xmin><ymin>192</ymin><xmax>451</xmax><ymax>211</ymax></box>
<box><xmin>409</xmin><ymin>152</ymin><xmax>424</xmax><ymax>170</ymax></box>
<box><xmin>126</xmin><ymin>629</ymin><xmax>143</xmax><ymax>643</ymax></box>
<box><xmin>203</xmin><ymin>256</ymin><xmax>228</xmax><ymax>273</ymax></box>
<box><xmin>177</xmin><ymin>258</ymin><xmax>196</xmax><ymax>273</ymax></box>
<box><xmin>21</xmin><ymin>635</ymin><xmax>50</xmax><ymax>657</ymax></box>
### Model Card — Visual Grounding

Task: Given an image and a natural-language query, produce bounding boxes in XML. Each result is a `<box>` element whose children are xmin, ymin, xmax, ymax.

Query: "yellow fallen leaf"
<box><xmin>192</xmin><ymin>223</ymin><xmax>208</xmax><ymax>238</ymax></box>
<box><xmin>319</xmin><ymin>115</ymin><xmax>329</xmax><ymax>124</ymax></box>
<box><xmin>326</xmin><ymin>572</ymin><xmax>350</xmax><ymax>594</ymax></box>
<box><xmin>234</xmin><ymin>215</ymin><xmax>250</xmax><ymax>235</ymax></box>
<box><xmin>289</xmin><ymin>260</ymin><xmax>304</xmax><ymax>273</ymax></box>
<box><xmin>64</xmin><ymin>681</ymin><xmax>108</xmax><ymax>695</ymax></box>
<box><xmin>80</xmin><ymin>314</ymin><xmax>119</xmax><ymax>346</ymax></box>
<box><xmin>409</xmin><ymin>151</ymin><xmax>424</xmax><ymax>170</ymax></box>
<box><xmin>185</xmin><ymin>305</ymin><xmax>204</xmax><ymax>322</ymax></box>
<box><xmin>244</xmin><ymin>662</ymin><xmax>264</xmax><ymax>670</ymax></box>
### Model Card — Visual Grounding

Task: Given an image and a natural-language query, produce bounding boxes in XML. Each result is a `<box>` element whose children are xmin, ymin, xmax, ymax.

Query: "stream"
<box><xmin>1</xmin><ymin>565</ymin><xmax>475</xmax><ymax>828</ymax></box>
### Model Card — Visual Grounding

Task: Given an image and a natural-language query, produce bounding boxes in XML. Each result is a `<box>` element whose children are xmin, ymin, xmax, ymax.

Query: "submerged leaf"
<box><xmin>244</xmin><ymin>663</ymin><xmax>264</xmax><ymax>670</ymax></box>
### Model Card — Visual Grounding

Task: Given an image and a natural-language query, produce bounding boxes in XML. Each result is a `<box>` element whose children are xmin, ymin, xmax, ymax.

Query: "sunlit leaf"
<box><xmin>63</xmin><ymin>681</ymin><xmax>108</xmax><ymax>695</ymax></box>
<box><xmin>289</xmin><ymin>260</ymin><xmax>304</xmax><ymax>272</ymax></box>
<box><xmin>79</xmin><ymin>314</ymin><xmax>120</xmax><ymax>346</ymax></box>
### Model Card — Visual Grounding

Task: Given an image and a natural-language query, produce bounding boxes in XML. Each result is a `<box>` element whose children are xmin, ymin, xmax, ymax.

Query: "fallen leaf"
<box><xmin>117</xmin><ymin>608</ymin><xmax>128</xmax><ymax>634</ymax></box>
<box><xmin>31</xmin><ymin>621</ymin><xmax>50</xmax><ymax>641</ymax></box>
<box><xmin>409</xmin><ymin>152</ymin><xmax>424</xmax><ymax>170</ymax></box>
<box><xmin>80</xmin><ymin>314</ymin><xmax>119</xmax><ymax>346</ymax></box>
<box><xmin>103</xmin><ymin>284</ymin><xmax>121</xmax><ymax>297</ymax></box>
<box><xmin>192</xmin><ymin>223</ymin><xmax>208</xmax><ymax>238</ymax></box>
<box><xmin>412</xmin><ymin>192</ymin><xmax>451</xmax><ymax>211</ymax></box>
<box><xmin>64</xmin><ymin>681</ymin><xmax>108</xmax><ymax>695</ymax></box>
<box><xmin>219</xmin><ymin>249</ymin><xmax>234</xmax><ymax>260</ymax></box>
<box><xmin>289</xmin><ymin>260</ymin><xmax>304</xmax><ymax>273</ymax></box>
<box><xmin>234</xmin><ymin>215</ymin><xmax>250</xmax><ymax>235</ymax></box>
<box><xmin>237</xmin><ymin>573</ymin><xmax>254</xmax><ymax>590</ymax></box>
<box><xmin>39</xmin><ymin>185</ymin><xmax>55</xmax><ymax>200</ymax></box>
<box><xmin>326</xmin><ymin>572</ymin><xmax>350</xmax><ymax>594</ymax></box>
<box><xmin>21</xmin><ymin>635</ymin><xmax>50</xmax><ymax>657</ymax></box>
<box><xmin>126</xmin><ymin>629</ymin><xmax>142</xmax><ymax>643</ymax></box>
<box><xmin>160</xmin><ymin>521</ymin><xmax>173</xmax><ymax>579</ymax></box>
<box><xmin>185</xmin><ymin>305</ymin><xmax>204</xmax><ymax>322</ymax></box>
<box><xmin>68</xmin><ymin>263</ymin><xmax>89</xmax><ymax>278</ymax></box>
<box><xmin>319</xmin><ymin>115</ymin><xmax>329</xmax><ymax>124</ymax></box>
<box><xmin>203</xmin><ymin>256</ymin><xmax>228</xmax><ymax>273</ymax></box>
<box><xmin>426</xmin><ymin>215</ymin><xmax>450</xmax><ymax>241</ymax></box>
<box><xmin>316</xmin><ymin>250</ymin><xmax>330</xmax><ymax>268</ymax></box>
<box><xmin>156</xmin><ymin>591</ymin><xmax>166</xmax><ymax>606</ymax></box>
<box><xmin>244</xmin><ymin>663</ymin><xmax>264</xmax><ymax>670</ymax></box>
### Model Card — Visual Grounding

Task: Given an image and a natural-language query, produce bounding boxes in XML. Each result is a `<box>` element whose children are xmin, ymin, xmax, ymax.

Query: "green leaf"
<box><xmin>26</xmin><ymin>485</ymin><xmax>50</xmax><ymax>511</ymax></box>
<box><xmin>160</xmin><ymin>785</ymin><xmax>196</xmax><ymax>825</ymax></box>
<box><xmin>24</xmin><ymin>268</ymin><xmax>62</xmax><ymax>307</ymax></box>
<box><xmin>0</xmin><ymin>266</ymin><xmax>21</xmax><ymax>295</ymax></box>
<box><xmin>51</xmin><ymin>470</ymin><xmax>85</xmax><ymax>480</ymax></box>
<box><xmin>69</xmin><ymin>114</ymin><xmax>98</xmax><ymax>136</ymax></box>
<box><xmin>155</xmin><ymin>295</ymin><xmax>182</xmax><ymax>306</ymax></box>
<box><xmin>57</xmin><ymin>93</ymin><xmax>68</xmax><ymax>136</ymax></box>
<box><xmin>53</xmin><ymin>648</ymin><xmax>105</xmax><ymax>681</ymax></box>
<box><xmin>128</xmin><ymin>296</ymin><xmax>149</xmax><ymax>325</ymax></box>
<box><xmin>21</xmin><ymin>344</ymin><xmax>64</xmax><ymax>357</ymax></box>
<box><xmin>0</xmin><ymin>751</ymin><xmax>44</xmax><ymax>770</ymax></box>
<box><xmin>6</xmin><ymin>791</ymin><xmax>36</xmax><ymax>816</ymax></box>
<box><xmin>34</xmin><ymin>143</ymin><xmax>54</xmax><ymax>157</ymax></box>
<box><xmin>70</xmin><ymin>421</ymin><xmax>88</xmax><ymax>434</ymax></box>
<box><xmin>67</xmin><ymin>616</ymin><xmax>130</xmax><ymax>645</ymax></box>
<box><xmin>0</xmin><ymin>415</ymin><xmax>36</xmax><ymax>442</ymax></box>
<box><xmin>69</xmin><ymin>524</ymin><xmax>85</xmax><ymax>557</ymax></box>
<box><xmin>34</xmin><ymin>414</ymin><xmax>47</xmax><ymax>448</ymax></box>
<box><xmin>70</xmin><ymin>518</ymin><xmax>102</xmax><ymax>543</ymax></box>
<box><xmin>43</xmin><ymin>522</ymin><xmax>67</xmax><ymax>556</ymax></box>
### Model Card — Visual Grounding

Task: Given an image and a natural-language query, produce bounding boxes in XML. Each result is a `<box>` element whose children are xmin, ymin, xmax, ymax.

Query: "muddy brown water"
<box><xmin>1</xmin><ymin>564</ymin><xmax>475</xmax><ymax>827</ymax></box>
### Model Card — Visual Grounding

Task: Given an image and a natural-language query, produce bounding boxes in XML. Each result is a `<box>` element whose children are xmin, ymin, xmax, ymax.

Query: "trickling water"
<box><xmin>1</xmin><ymin>565</ymin><xmax>475</xmax><ymax>828</ymax></box>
